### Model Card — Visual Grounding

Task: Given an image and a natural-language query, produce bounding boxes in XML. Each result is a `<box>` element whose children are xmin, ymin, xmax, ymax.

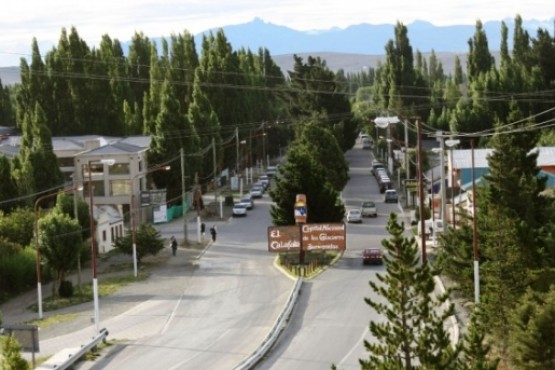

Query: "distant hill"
<box><xmin>1</xmin><ymin>16</ymin><xmax>549</xmax><ymax>85</ymax></box>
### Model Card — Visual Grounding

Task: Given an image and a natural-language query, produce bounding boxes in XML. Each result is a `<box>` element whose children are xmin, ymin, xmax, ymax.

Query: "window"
<box><xmin>102</xmin><ymin>230</ymin><xmax>107</xmax><ymax>242</ymax></box>
<box><xmin>58</xmin><ymin>157</ymin><xmax>75</xmax><ymax>167</ymax></box>
<box><xmin>110</xmin><ymin>180</ymin><xmax>131</xmax><ymax>196</ymax></box>
<box><xmin>82</xmin><ymin>163</ymin><xmax>104</xmax><ymax>178</ymax></box>
<box><xmin>110</xmin><ymin>163</ymin><xmax>130</xmax><ymax>175</ymax></box>
<box><xmin>83</xmin><ymin>180</ymin><xmax>105</xmax><ymax>197</ymax></box>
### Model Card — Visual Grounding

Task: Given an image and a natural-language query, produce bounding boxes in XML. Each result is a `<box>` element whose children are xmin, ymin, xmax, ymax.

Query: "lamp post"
<box><xmin>375</xmin><ymin>116</ymin><xmax>399</xmax><ymax>173</ymax></box>
<box><xmin>445</xmin><ymin>139</ymin><xmax>460</xmax><ymax>228</ymax></box>
<box><xmin>416</xmin><ymin>118</ymin><xmax>427</xmax><ymax>263</ymax></box>
<box><xmin>471</xmin><ymin>140</ymin><xmax>480</xmax><ymax>303</ymax></box>
<box><xmin>34</xmin><ymin>184</ymin><xmax>83</xmax><ymax>319</ymax></box>
<box><xmin>87</xmin><ymin>158</ymin><xmax>115</xmax><ymax>333</ymax></box>
<box><xmin>130</xmin><ymin>165</ymin><xmax>170</xmax><ymax>277</ymax></box>
<box><xmin>374</xmin><ymin>116</ymin><xmax>400</xmax><ymax>174</ymax></box>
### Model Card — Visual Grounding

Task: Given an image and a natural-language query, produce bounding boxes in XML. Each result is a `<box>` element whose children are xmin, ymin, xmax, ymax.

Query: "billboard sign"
<box><xmin>301</xmin><ymin>223</ymin><xmax>346</xmax><ymax>251</ymax></box>
<box><xmin>267</xmin><ymin>225</ymin><xmax>301</xmax><ymax>252</ymax></box>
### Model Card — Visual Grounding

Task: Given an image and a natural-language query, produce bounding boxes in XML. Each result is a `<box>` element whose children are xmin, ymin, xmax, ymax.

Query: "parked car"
<box><xmin>375</xmin><ymin>168</ymin><xmax>388</xmax><ymax>180</ymax></box>
<box><xmin>346</xmin><ymin>209</ymin><xmax>363</xmax><ymax>223</ymax></box>
<box><xmin>232</xmin><ymin>203</ymin><xmax>248</xmax><ymax>217</ymax></box>
<box><xmin>371</xmin><ymin>161</ymin><xmax>385</xmax><ymax>175</ymax></box>
<box><xmin>238</xmin><ymin>196</ymin><xmax>254</xmax><ymax>210</ymax></box>
<box><xmin>384</xmin><ymin>189</ymin><xmax>398</xmax><ymax>203</ymax></box>
<box><xmin>258</xmin><ymin>175</ymin><xmax>270</xmax><ymax>189</ymax></box>
<box><xmin>250</xmin><ymin>186</ymin><xmax>263</xmax><ymax>198</ymax></box>
<box><xmin>362</xmin><ymin>138</ymin><xmax>372</xmax><ymax>149</ymax></box>
<box><xmin>266</xmin><ymin>166</ymin><xmax>278</xmax><ymax>178</ymax></box>
<box><xmin>361</xmin><ymin>201</ymin><xmax>377</xmax><ymax>217</ymax></box>
<box><xmin>362</xmin><ymin>248</ymin><xmax>384</xmax><ymax>265</ymax></box>
<box><xmin>379</xmin><ymin>180</ymin><xmax>393</xmax><ymax>193</ymax></box>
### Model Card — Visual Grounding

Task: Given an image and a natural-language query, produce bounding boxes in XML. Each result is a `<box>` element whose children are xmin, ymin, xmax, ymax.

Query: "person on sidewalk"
<box><xmin>210</xmin><ymin>225</ymin><xmax>217</xmax><ymax>242</ymax></box>
<box><xmin>170</xmin><ymin>236</ymin><xmax>178</xmax><ymax>256</ymax></box>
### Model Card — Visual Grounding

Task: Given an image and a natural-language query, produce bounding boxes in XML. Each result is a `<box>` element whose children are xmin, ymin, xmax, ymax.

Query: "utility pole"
<box><xmin>212</xmin><ymin>137</ymin><xmax>217</xmax><ymax>203</ymax></box>
<box><xmin>194</xmin><ymin>173</ymin><xmax>202</xmax><ymax>243</ymax></box>
<box><xmin>404</xmin><ymin>119</ymin><xmax>410</xmax><ymax>181</ymax></box>
<box><xmin>440</xmin><ymin>135</ymin><xmax>446</xmax><ymax>222</ymax></box>
<box><xmin>471</xmin><ymin>140</ymin><xmax>480</xmax><ymax>303</ymax></box>
<box><xmin>181</xmin><ymin>148</ymin><xmax>188</xmax><ymax>245</ymax></box>
<box><xmin>417</xmin><ymin>118</ymin><xmax>427</xmax><ymax>264</ymax></box>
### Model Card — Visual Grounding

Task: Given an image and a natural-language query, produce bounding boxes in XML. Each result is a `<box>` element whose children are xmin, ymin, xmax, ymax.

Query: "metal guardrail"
<box><xmin>234</xmin><ymin>278</ymin><xmax>302</xmax><ymax>370</ymax></box>
<box><xmin>36</xmin><ymin>328</ymin><xmax>109</xmax><ymax>370</ymax></box>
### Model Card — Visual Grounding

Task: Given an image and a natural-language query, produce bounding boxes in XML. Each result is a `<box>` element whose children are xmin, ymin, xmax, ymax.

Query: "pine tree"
<box><xmin>269</xmin><ymin>143</ymin><xmax>344</xmax><ymax>226</ymax></box>
<box><xmin>460</xmin><ymin>308</ymin><xmax>500</xmax><ymax>370</ymax></box>
<box><xmin>360</xmin><ymin>213</ymin><xmax>460</xmax><ymax>369</ymax></box>
<box><xmin>297</xmin><ymin>122</ymin><xmax>349</xmax><ymax>191</ymax></box>
<box><xmin>0</xmin><ymin>334</ymin><xmax>29</xmax><ymax>370</ymax></box>
<box><xmin>509</xmin><ymin>286</ymin><xmax>555</xmax><ymax>370</ymax></box>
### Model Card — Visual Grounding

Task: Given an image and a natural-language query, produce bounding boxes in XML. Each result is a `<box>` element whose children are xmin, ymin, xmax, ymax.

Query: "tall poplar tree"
<box><xmin>0</xmin><ymin>156</ymin><xmax>17</xmax><ymax>213</ymax></box>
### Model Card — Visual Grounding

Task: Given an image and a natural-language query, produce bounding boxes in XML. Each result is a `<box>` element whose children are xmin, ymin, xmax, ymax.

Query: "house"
<box><xmin>94</xmin><ymin>205</ymin><xmax>125</xmax><ymax>254</ymax></box>
<box><xmin>440</xmin><ymin>147</ymin><xmax>555</xmax><ymax>224</ymax></box>
<box><xmin>0</xmin><ymin>135</ymin><xmax>163</xmax><ymax>254</ymax></box>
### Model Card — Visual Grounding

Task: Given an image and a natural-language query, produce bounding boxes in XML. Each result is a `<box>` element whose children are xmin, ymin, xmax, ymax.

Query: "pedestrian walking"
<box><xmin>170</xmin><ymin>236</ymin><xmax>178</xmax><ymax>256</ymax></box>
<box><xmin>201</xmin><ymin>223</ymin><xmax>206</xmax><ymax>237</ymax></box>
<box><xmin>210</xmin><ymin>225</ymin><xmax>217</xmax><ymax>242</ymax></box>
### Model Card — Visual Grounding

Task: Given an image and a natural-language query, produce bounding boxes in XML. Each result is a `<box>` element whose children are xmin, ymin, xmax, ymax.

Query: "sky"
<box><xmin>1</xmin><ymin>0</ymin><xmax>554</xmax><ymax>67</ymax></box>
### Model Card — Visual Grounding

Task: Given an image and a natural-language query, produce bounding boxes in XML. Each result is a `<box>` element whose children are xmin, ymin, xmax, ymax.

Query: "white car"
<box><xmin>346</xmin><ymin>209</ymin><xmax>363</xmax><ymax>223</ymax></box>
<box><xmin>238</xmin><ymin>196</ymin><xmax>254</xmax><ymax>210</ymax></box>
<box><xmin>258</xmin><ymin>175</ymin><xmax>270</xmax><ymax>189</ymax></box>
<box><xmin>232</xmin><ymin>203</ymin><xmax>248</xmax><ymax>217</ymax></box>
<box><xmin>250</xmin><ymin>186</ymin><xmax>263</xmax><ymax>198</ymax></box>
<box><xmin>361</xmin><ymin>201</ymin><xmax>377</xmax><ymax>217</ymax></box>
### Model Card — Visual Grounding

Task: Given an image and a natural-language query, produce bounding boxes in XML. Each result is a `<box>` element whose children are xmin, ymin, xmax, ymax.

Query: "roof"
<box><xmin>0</xmin><ymin>134</ymin><xmax>151</xmax><ymax>163</ymax></box>
<box><xmin>93</xmin><ymin>205</ymin><xmax>123</xmax><ymax>224</ymax></box>
<box><xmin>453</xmin><ymin>147</ymin><xmax>555</xmax><ymax>169</ymax></box>
<box><xmin>83</xmin><ymin>141</ymin><xmax>147</xmax><ymax>155</ymax></box>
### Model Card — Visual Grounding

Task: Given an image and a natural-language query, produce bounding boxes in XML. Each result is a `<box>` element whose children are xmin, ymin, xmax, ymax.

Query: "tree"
<box><xmin>54</xmin><ymin>191</ymin><xmax>92</xmax><ymax>240</ymax></box>
<box><xmin>113</xmin><ymin>223</ymin><xmax>165</xmax><ymax>264</ymax></box>
<box><xmin>509</xmin><ymin>286</ymin><xmax>555</xmax><ymax>370</ymax></box>
<box><xmin>0</xmin><ymin>156</ymin><xmax>18</xmax><ymax>213</ymax></box>
<box><xmin>38</xmin><ymin>211</ymin><xmax>82</xmax><ymax>296</ymax></box>
<box><xmin>16</xmin><ymin>102</ymin><xmax>63</xmax><ymax>203</ymax></box>
<box><xmin>460</xmin><ymin>308</ymin><xmax>500</xmax><ymax>370</ymax></box>
<box><xmin>269</xmin><ymin>143</ymin><xmax>344</xmax><ymax>226</ymax></box>
<box><xmin>0</xmin><ymin>334</ymin><xmax>29</xmax><ymax>370</ymax></box>
<box><xmin>0</xmin><ymin>208</ymin><xmax>34</xmax><ymax>247</ymax></box>
<box><xmin>467</xmin><ymin>21</ymin><xmax>494</xmax><ymax>82</ymax></box>
<box><xmin>297</xmin><ymin>122</ymin><xmax>349</xmax><ymax>191</ymax></box>
<box><xmin>360</xmin><ymin>213</ymin><xmax>460</xmax><ymax>369</ymax></box>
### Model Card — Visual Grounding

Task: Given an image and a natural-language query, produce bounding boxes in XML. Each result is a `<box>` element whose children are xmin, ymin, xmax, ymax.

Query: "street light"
<box><xmin>34</xmin><ymin>184</ymin><xmax>83</xmax><ymax>319</ymax></box>
<box><xmin>87</xmin><ymin>158</ymin><xmax>115</xmax><ymax>333</ymax></box>
<box><xmin>130</xmin><ymin>165</ymin><xmax>170</xmax><ymax>277</ymax></box>
<box><xmin>445</xmin><ymin>139</ymin><xmax>460</xmax><ymax>228</ymax></box>
<box><xmin>374</xmin><ymin>116</ymin><xmax>400</xmax><ymax>174</ymax></box>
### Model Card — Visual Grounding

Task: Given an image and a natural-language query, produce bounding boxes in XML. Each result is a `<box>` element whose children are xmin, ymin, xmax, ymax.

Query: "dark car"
<box><xmin>384</xmin><ymin>189</ymin><xmax>398</xmax><ymax>203</ymax></box>
<box><xmin>362</xmin><ymin>248</ymin><xmax>384</xmax><ymax>265</ymax></box>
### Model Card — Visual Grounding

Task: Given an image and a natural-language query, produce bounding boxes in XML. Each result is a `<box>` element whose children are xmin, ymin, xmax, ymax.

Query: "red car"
<box><xmin>362</xmin><ymin>248</ymin><xmax>384</xmax><ymax>265</ymax></box>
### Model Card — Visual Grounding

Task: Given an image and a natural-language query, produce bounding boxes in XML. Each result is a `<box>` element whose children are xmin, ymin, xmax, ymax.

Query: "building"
<box><xmin>432</xmin><ymin>147</ymin><xmax>555</xmax><ymax>224</ymax></box>
<box><xmin>0</xmin><ymin>135</ymin><xmax>158</xmax><ymax>253</ymax></box>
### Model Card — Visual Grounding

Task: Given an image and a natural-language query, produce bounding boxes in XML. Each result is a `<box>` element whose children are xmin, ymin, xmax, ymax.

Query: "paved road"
<box><xmin>1</xmin><ymin>190</ymin><xmax>293</xmax><ymax>369</ymax></box>
<box><xmin>257</xmin><ymin>144</ymin><xmax>405</xmax><ymax>369</ymax></box>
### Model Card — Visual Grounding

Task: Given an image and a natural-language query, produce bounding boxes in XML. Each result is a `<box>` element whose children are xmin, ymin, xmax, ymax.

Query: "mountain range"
<box><xmin>1</xmin><ymin>17</ymin><xmax>552</xmax><ymax>85</ymax></box>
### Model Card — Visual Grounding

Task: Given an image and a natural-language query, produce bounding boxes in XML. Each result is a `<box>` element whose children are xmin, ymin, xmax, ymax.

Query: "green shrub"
<box><xmin>58</xmin><ymin>280</ymin><xmax>74</xmax><ymax>298</ymax></box>
<box><xmin>0</xmin><ymin>248</ymin><xmax>37</xmax><ymax>298</ymax></box>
